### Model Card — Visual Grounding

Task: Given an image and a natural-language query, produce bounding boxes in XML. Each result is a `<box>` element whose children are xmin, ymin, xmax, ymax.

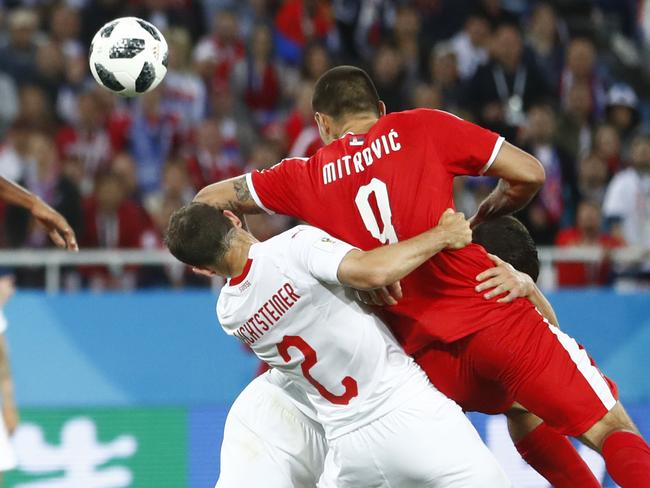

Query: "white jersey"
<box><xmin>217</xmin><ymin>225</ymin><xmax>430</xmax><ymax>439</ymax></box>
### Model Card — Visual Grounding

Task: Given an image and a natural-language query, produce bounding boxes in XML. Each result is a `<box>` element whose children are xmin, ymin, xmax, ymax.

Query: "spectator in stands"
<box><xmin>525</xmin><ymin>2</ymin><xmax>565</xmax><ymax>91</ymax></box>
<box><xmin>605</xmin><ymin>83</ymin><xmax>640</xmax><ymax>152</ymax></box>
<box><xmin>411</xmin><ymin>83</ymin><xmax>442</xmax><ymax>110</ymax></box>
<box><xmin>186</xmin><ymin>118</ymin><xmax>242</xmax><ymax>191</ymax></box>
<box><xmin>555</xmin><ymin>82</ymin><xmax>594</xmax><ymax>163</ymax></box>
<box><xmin>18</xmin><ymin>85</ymin><xmax>56</xmax><ymax>133</ymax></box>
<box><xmin>518</xmin><ymin>104</ymin><xmax>578</xmax><ymax>244</ymax></box>
<box><xmin>467</xmin><ymin>22</ymin><xmax>549</xmax><ymax>139</ymax></box>
<box><xmin>555</xmin><ymin>200</ymin><xmax>624</xmax><ymax>287</ymax></box>
<box><xmin>593</xmin><ymin>124</ymin><xmax>623</xmax><ymax>176</ymax></box>
<box><xmin>162</xmin><ymin>28</ymin><xmax>207</xmax><ymax>134</ymax></box>
<box><xmin>392</xmin><ymin>5</ymin><xmax>425</xmax><ymax>84</ymax></box>
<box><xmin>132</xmin><ymin>0</ymin><xmax>206</xmax><ymax>42</ymax></box>
<box><xmin>284</xmin><ymin>82</ymin><xmax>321</xmax><ymax>157</ymax></box>
<box><xmin>34</xmin><ymin>41</ymin><xmax>67</xmax><ymax>104</ymax></box>
<box><xmin>193</xmin><ymin>9</ymin><xmax>245</xmax><ymax>93</ymax></box>
<box><xmin>578</xmin><ymin>153</ymin><xmax>609</xmax><ymax>204</ymax></box>
<box><xmin>231</xmin><ymin>23</ymin><xmax>282</xmax><ymax>127</ymax></box>
<box><xmin>0</xmin><ymin>72</ymin><xmax>18</xmax><ymax>138</ymax></box>
<box><xmin>429</xmin><ymin>42</ymin><xmax>464</xmax><ymax>113</ymax></box>
<box><xmin>603</xmin><ymin>133</ymin><xmax>650</xmax><ymax>248</ymax></box>
<box><xmin>144</xmin><ymin>159</ymin><xmax>194</xmax><ymax>219</ymax></box>
<box><xmin>0</xmin><ymin>9</ymin><xmax>40</xmax><ymax>85</ymax></box>
<box><xmin>56</xmin><ymin>90</ymin><xmax>113</xmax><ymax>195</ymax></box>
<box><xmin>274</xmin><ymin>0</ymin><xmax>333</xmax><ymax>64</ymax></box>
<box><xmin>111</xmin><ymin>153</ymin><xmax>140</xmax><ymax>201</ymax></box>
<box><xmin>448</xmin><ymin>10</ymin><xmax>491</xmax><ymax>82</ymax></box>
<box><xmin>372</xmin><ymin>43</ymin><xmax>409</xmax><ymax>112</ymax></box>
<box><xmin>81</xmin><ymin>172</ymin><xmax>153</xmax><ymax>288</ymax></box>
<box><xmin>300</xmin><ymin>42</ymin><xmax>331</xmax><ymax>84</ymax></box>
<box><xmin>49</xmin><ymin>4</ymin><xmax>84</xmax><ymax>63</ymax></box>
<box><xmin>128</xmin><ymin>89</ymin><xmax>182</xmax><ymax>198</ymax></box>
<box><xmin>560</xmin><ymin>37</ymin><xmax>606</xmax><ymax>118</ymax></box>
<box><xmin>476</xmin><ymin>0</ymin><xmax>519</xmax><ymax>27</ymax></box>
<box><xmin>0</xmin><ymin>120</ymin><xmax>31</xmax><ymax>183</ymax></box>
<box><xmin>245</xmin><ymin>138</ymin><xmax>283</xmax><ymax>172</ymax></box>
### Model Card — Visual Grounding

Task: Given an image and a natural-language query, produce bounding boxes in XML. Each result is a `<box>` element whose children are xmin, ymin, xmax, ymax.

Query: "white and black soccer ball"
<box><xmin>89</xmin><ymin>17</ymin><xmax>168</xmax><ymax>97</ymax></box>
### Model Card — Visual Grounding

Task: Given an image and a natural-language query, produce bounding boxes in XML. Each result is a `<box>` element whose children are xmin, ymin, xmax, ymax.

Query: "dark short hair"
<box><xmin>472</xmin><ymin>216</ymin><xmax>540</xmax><ymax>282</ymax></box>
<box><xmin>312</xmin><ymin>65</ymin><xmax>380</xmax><ymax>120</ymax></box>
<box><xmin>165</xmin><ymin>202</ymin><xmax>234</xmax><ymax>268</ymax></box>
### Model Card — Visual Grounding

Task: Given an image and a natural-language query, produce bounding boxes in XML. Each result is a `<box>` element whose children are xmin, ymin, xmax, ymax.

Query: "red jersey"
<box><xmin>248</xmin><ymin>109</ymin><xmax>534</xmax><ymax>353</ymax></box>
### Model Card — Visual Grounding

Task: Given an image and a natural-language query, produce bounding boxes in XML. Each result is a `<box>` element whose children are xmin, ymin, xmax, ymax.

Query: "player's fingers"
<box><xmin>368</xmin><ymin>289</ymin><xmax>386</xmax><ymax>306</ymax></box>
<box><xmin>475</xmin><ymin>276</ymin><xmax>502</xmax><ymax>292</ymax></box>
<box><xmin>387</xmin><ymin>281</ymin><xmax>403</xmax><ymax>301</ymax></box>
<box><xmin>376</xmin><ymin>287</ymin><xmax>397</xmax><ymax>306</ymax></box>
<box><xmin>442</xmin><ymin>208</ymin><xmax>455</xmax><ymax>216</ymax></box>
<box><xmin>62</xmin><ymin>227</ymin><xmax>78</xmax><ymax>251</ymax></box>
<box><xmin>49</xmin><ymin>230</ymin><xmax>66</xmax><ymax>248</ymax></box>
<box><xmin>497</xmin><ymin>290</ymin><xmax>518</xmax><ymax>303</ymax></box>
<box><xmin>476</xmin><ymin>267</ymin><xmax>500</xmax><ymax>282</ymax></box>
<box><xmin>484</xmin><ymin>284</ymin><xmax>507</xmax><ymax>299</ymax></box>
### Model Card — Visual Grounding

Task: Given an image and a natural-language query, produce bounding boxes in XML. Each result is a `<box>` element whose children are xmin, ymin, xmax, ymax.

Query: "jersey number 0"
<box><xmin>277</xmin><ymin>335</ymin><xmax>359</xmax><ymax>405</ymax></box>
<box><xmin>355</xmin><ymin>178</ymin><xmax>398</xmax><ymax>244</ymax></box>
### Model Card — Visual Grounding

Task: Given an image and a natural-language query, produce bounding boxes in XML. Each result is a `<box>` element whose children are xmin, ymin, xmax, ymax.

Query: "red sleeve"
<box><xmin>419</xmin><ymin>109</ymin><xmax>504</xmax><ymax>176</ymax></box>
<box><xmin>247</xmin><ymin>157</ymin><xmax>310</xmax><ymax>218</ymax></box>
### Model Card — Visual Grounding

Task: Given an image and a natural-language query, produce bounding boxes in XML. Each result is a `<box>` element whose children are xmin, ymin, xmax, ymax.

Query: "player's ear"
<box><xmin>192</xmin><ymin>267</ymin><xmax>216</xmax><ymax>277</ymax></box>
<box><xmin>223</xmin><ymin>210</ymin><xmax>242</xmax><ymax>229</ymax></box>
<box><xmin>378</xmin><ymin>101</ymin><xmax>387</xmax><ymax>117</ymax></box>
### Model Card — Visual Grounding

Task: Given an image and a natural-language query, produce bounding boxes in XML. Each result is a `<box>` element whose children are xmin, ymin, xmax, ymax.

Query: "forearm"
<box><xmin>528</xmin><ymin>286</ymin><xmax>560</xmax><ymax>328</ymax></box>
<box><xmin>194</xmin><ymin>176</ymin><xmax>263</xmax><ymax>214</ymax></box>
<box><xmin>0</xmin><ymin>177</ymin><xmax>38</xmax><ymax>210</ymax></box>
<box><xmin>0</xmin><ymin>338</ymin><xmax>14</xmax><ymax>404</ymax></box>
<box><xmin>474</xmin><ymin>179</ymin><xmax>540</xmax><ymax>224</ymax></box>
<box><xmin>339</xmin><ymin>228</ymin><xmax>449</xmax><ymax>289</ymax></box>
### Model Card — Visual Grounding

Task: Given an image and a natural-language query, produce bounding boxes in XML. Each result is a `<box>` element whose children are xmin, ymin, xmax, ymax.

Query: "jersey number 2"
<box><xmin>277</xmin><ymin>335</ymin><xmax>358</xmax><ymax>405</ymax></box>
<box><xmin>354</xmin><ymin>178</ymin><xmax>398</xmax><ymax>244</ymax></box>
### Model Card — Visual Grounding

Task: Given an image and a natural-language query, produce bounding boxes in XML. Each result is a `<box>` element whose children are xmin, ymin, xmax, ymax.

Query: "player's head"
<box><xmin>165</xmin><ymin>202</ymin><xmax>246</xmax><ymax>276</ymax></box>
<box><xmin>312</xmin><ymin>65</ymin><xmax>386</xmax><ymax>144</ymax></box>
<box><xmin>472</xmin><ymin>216</ymin><xmax>540</xmax><ymax>282</ymax></box>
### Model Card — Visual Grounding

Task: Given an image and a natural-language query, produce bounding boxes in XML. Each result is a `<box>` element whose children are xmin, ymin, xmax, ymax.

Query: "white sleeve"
<box><xmin>602</xmin><ymin>175</ymin><xmax>630</xmax><ymax>218</ymax></box>
<box><xmin>289</xmin><ymin>227</ymin><xmax>358</xmax><ymax>285</ymax></box>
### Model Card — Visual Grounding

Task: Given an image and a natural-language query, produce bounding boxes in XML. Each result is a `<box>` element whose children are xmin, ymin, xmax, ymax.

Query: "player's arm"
<box><xmin>193</xmin><ymin>175</ymin><xmax>264</xmax><ymax>215</ymax></box>
<box><xmin>338</xmin><ymin>209</ymin><xmax>471</xmax><ymax>290</ymax></box>
<box><xmin>471</xmin><ymin>142</ymin><xmax>546</xmax><ymax>228</ymax></box>
<box><xmin>0</xmin><ymin>334</ymin><xmax>17</xmax><ymax>434</ymax></box>
<box><xmin>475</xmin><ymin>254</ymin><xmax>560</xmax><ymax>327</ymax></box>
<box><xmin>0</xmin><ymin>177</ymin><xmax>78</xmax><ymax>250</ymax></box>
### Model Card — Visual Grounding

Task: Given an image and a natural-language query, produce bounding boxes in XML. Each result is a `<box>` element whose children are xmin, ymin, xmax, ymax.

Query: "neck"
<box><xmin>223</xmin><ymin>232</ymin><xmax>258</xmax><ymax>278</ymax></box>
<box><xmin>333</xmin><ymin>114</ymin><xmax>379</xmax><ymax>139</ymax></box>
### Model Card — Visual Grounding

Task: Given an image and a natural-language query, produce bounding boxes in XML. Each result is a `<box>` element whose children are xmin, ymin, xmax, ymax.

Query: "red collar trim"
<box><xmin>229</xmin><ymin>258</ymin><xmax>253</xmax><ymax>286</ymax></box>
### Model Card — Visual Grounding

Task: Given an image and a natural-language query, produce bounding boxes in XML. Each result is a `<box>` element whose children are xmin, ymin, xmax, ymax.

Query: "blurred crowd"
<box><xmin>0</xmin><ymin>0</ymin><xmax>648</xmax><ymax>289</ymax></box>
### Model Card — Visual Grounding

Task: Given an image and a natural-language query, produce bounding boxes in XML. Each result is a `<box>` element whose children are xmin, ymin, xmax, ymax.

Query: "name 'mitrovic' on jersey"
<box><xmin>217</xmin><ymin>226</ymin><xmax>431</xmax><ymax>440</ymax></box>
<box><xmin>247</xmin><ymin>108</ymin><xmax>540</xmax><ymax>354</ymax></box>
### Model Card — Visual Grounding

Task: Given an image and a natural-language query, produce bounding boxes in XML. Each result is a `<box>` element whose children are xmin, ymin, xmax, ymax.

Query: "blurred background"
<box><xmin>0</xmin><ymin>0</ymin><xmax>648</xmax><ymax>486</ymax></box>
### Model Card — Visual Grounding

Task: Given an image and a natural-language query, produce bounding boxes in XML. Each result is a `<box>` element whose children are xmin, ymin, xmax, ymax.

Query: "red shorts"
<box><xmin>414</xmin><ymin>306</ymin><xmax>619</xmax><ymax>437</ymax></box>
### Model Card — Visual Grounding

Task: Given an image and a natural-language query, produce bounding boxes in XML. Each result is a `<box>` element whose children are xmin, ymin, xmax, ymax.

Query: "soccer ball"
<box><xmin>89</xmin><ymin>17</ymin><xmax>168</xmax><ymax>97</ymax></box>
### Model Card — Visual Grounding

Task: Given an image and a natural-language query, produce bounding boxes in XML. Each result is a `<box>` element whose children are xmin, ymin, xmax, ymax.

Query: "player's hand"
<box><xmin>2</xmin><ymin>401</ymin><xmax>19</xmax><ymax>435</ymax></box>
<box><xmin>31</xmin><ymin>199</ymin><xmax>78</xmax><ymax>251</ymax></box>
<box><xmin>437</xmin><ymin>209</ymin><xmax>472</xmax><ymax>250</ymax></box>
<box><xmin>475</xmin><ymin>254</ymin><xmax>535</xmax><ymax>303</ymax></box>
<box><xmin>355</xmin><ymin>281</ymin><xmax>402</xmax><ymax>306</ymax></box>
